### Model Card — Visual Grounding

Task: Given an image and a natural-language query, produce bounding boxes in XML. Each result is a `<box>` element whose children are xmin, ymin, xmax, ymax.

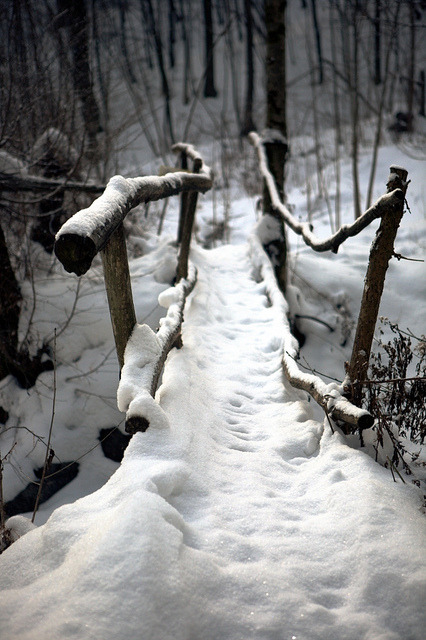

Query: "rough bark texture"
<box><xmin>101</xmin><ymin>224</ymin><xmax>137</xmax><ymax>371</ymax></box>
<box><xmin>264</xmin><ymin>0</ymin><xmax>288</xmax><ymax>293</ymax></box>
<box><xmin>56</xmin><ymin>0</ymin><xmax>102</xmax><ymax>151</ymax></box>
<box><xmin>203</xmin><ymin>0</ymin><xmax>217</xmax><ymax>98</ymax></box>
<box><xmin>347</xmin><ymin>166</ymin><xmax>409</xmax><ymax>406</ymax></box>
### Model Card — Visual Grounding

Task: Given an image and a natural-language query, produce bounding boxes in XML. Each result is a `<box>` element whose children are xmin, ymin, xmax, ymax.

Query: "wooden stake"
<box><xmin>347</xmin><ymin>166</ymin><xmax>408</xmax><ymax>405</ymax></box>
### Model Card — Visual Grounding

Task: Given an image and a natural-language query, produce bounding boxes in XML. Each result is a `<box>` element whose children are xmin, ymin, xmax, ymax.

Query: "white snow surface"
<box><xmin>0</xmin><ymin>239</ymin><xmax>425</xmax><ymax>640</ymax></box>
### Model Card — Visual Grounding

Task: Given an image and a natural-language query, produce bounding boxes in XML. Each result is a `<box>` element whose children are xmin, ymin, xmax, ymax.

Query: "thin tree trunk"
<box><xmin>203</xmin><ymin>0</ymin><xmax>218</xmax><ymax>97</ymax></box>
<box><xmin>264</xmin><ymin>0</ymin><xmax>288</xmax><ymax>293</ymax></box>
<box><xmin>374</xmin><ymin>0</ymin><xmax>381</xmax><ymax>85</ymax></box>
<box><xmin>241</xmin><ymin>0</ymin><xmax>256</xmax><ymax>135</ymax></box>
<box><xmin>310</xmin><ymin>0</ymin><xmax>323</xmax><ymax>84</ymax></box>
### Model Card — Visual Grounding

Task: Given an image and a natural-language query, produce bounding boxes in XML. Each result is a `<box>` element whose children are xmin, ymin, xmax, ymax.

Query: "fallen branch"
<box><xmin>117</xmin><ymin>265</ymin><xmax>197</xmax><ymax>434</ymax></box>
<box><xmin>55</xmin><ymin>171</ymin><xmax>212</xmax><ymax>275</ymax></box>
<box><xmin>249</xmin><ymin>229</ymin><xmax>374</xmax><ymax>432</ymax></box>
<box><xmin>248</xmin><ymin>131</ymin><xmax>405</xmax><ymax>254</ymax></box>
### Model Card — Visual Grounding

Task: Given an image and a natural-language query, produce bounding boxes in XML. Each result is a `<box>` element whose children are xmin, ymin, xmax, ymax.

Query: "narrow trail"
<box><xmin>0</xmin><ymin>242</ymin><xmax>424</xmax><ymax>640</ymax></box>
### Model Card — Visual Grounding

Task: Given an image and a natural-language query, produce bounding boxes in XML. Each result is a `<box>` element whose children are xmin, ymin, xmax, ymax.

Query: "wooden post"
<box><xmin>177</xmin><ymin>150</ymin><xmax>189</xmax><ymax>244</ymax></box>
<box><xmin>101</xmin><ymin>224</ymin><xmax>136</xmax><ymax>370</ymax></box>
<box><xmin>176</xmin><ymin>157</ymin><xmax>202</xmax><ymax>281</ymax></box>
<box><xmin>347</xmin><ymin>166</ymin><xmax>408</xmax><ymax>406</ymax></box>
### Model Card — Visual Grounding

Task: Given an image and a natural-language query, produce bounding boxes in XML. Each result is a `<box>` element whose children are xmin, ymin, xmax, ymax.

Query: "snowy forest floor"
<box><xmin>0</xmin><ymin>234</ymin><xmax>425</xmax><ymax>640</ymax></box>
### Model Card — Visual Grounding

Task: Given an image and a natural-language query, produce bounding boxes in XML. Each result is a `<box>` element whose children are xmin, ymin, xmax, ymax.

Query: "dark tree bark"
<box><xmin>203</xmin><ymin>0</ymin><xmax>218</xmax><ymax>98</ymax></box>
<box><xmin>0</xmin><ymin>222</ymin><xmax>22</xmax><ymax>381</ymax></box>
<box><xmin>263</xmin><ymin>0</ymin><xmax>288</xmax><ymax>293</ymax></box>
<box><xmin>241</xmin><ymin>0</ymin><xmax>256</xmax><ymax>135</ymax></box>
<box><xmin>347</xmin><ymin>167</ymin><xmax>408</xmax><ymax>407</ymax></box>
<box><xmin>56</xmin><ymin>0</ymin><xmax>102</xmax><ymax>152</ymax></box>
<box><xmin>374</xmin><ymin>0</ymin><xmax>381</xmax><ymax>85</ymax></box>
<box><xmin>310</xmin><ymin>0</ymin><xmax>323</xmax><ymax>84</ymax></box>
<box><xmin>145</xmin><ymin>0</ymin><xmax>175</xmax><ymax>144</ymax></box>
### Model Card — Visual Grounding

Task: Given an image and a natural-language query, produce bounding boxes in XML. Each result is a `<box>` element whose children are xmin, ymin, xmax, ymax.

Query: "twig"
<box><xmin>392</xmin><ymin>252</ymin><xmax>424</xmax><ymax>263</ymax></box>
<box><xmin>31</xmin><ymin>330</ymin><xmax>57</xmax><ymax>523</ymax></box>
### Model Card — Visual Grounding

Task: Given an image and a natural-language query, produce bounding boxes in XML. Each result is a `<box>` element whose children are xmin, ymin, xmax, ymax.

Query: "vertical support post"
<box><xmin>347</xmin><ymin>166</ymin><xmax>408</xmax><ymax>406</ymax></box>
<box><xmin>177</xmin><ymin>151</ymin><xmax>188</xmax><ymax>244</ymax></box>
<box><xmin>419</xmin><ymin>70</ymin><xmax>425</xmax><ymax>117</ymax></box>
<box><xmin>101</xmin><ymin>223</ymin><xmax>137</xmax><ymax>370</ymax></box>
<box><xmin>176</xmin><ymin>157</ymin><xmax>202</xmax><ymax>281</ymax></box>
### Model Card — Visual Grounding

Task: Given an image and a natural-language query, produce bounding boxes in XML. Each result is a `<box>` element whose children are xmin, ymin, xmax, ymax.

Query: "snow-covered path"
<box><xmin>0</xmin><ymin>243</ymin><xmax>425</xmax><ymax>640</ymax></box>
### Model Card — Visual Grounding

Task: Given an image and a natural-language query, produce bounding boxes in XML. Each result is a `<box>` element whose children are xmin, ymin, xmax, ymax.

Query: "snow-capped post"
<box><xmin>172</xmin><ymin>143</ymin><xmax>210</xmax><ymax>281</ymax></box>
<box><xmin>346</xmin><ymin>166</ymin><xmax>409</xmax><ymax>407</ymax></box>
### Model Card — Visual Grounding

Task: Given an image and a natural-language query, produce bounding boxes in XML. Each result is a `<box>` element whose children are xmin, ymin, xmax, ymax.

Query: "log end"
<box><xmin>357</xmin><ymin>412</ymin><xmax>375</xmax><ymax>431</ymax></box>
<box><xmin>125</xmin><ymin>416</ymin><xmax>150</xmax><ymax>435</ymax></box>
<box><xmin>54</xmin><ymin>233</ymin><xmax>97</xmax><ymax>276</ymax></box>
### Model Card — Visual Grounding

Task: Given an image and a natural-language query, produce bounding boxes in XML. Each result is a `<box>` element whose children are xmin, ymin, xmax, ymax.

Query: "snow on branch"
<box><xmin>249</xmin><ymin>229</ymin><xmax>374</xmax><ymax>433</ymax></box>
<box><xmin>55</xmin><ymin>171</ymin><xmax>212</xmax><ymax>275</ymax></box>
<box><xmin>117</xmin><ymin>264</ymin><xmax>197</xmax><ymax>434</ymax></box>
<box><xmin>172</xmin><ymin>142</ymin><xmax>211</xmax><ymax>177</ymax></box>
<box><xmin>249</xmin><ymin>131</ymin><xmax>405</xmax><ymax>254</ymax></box>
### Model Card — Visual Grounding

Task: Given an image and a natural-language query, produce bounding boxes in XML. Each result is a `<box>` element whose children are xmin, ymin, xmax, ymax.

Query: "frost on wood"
<box><xmin>249</xmin><ymin>226</ymin><xmax>374</xmax><ymax>432</ymax></box>
<box><xmin>249</xmin><ymin>132</ymin><xmax>406</xmax><ymax>254</ymax></box>
<box><xmin>117</xmin><ymin>265</ymin><xmax>197</xmax><ymax>434</ymax></box>
<box><xmin>55</xmin><ymin>172</ymin><xmax>212</xmax><ymax>275</ymax></box>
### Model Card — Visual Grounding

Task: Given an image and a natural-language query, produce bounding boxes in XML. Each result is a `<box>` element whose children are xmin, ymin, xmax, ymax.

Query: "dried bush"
<box><xmin>362</xmin><ymin>318</ymin><xmax>425</xmax><ymax>480</ymax></box>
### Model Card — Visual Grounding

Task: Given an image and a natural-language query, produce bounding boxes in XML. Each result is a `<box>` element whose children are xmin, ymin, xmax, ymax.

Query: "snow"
<box><xmin>0</xmin><ymin>235</ymin><xmax>425</xmax><ymax>639</ymax></box>
<box><xmin>1</xmin><ymin>17</ymin><xmax>426</xmax><ymax>637</ymax></box>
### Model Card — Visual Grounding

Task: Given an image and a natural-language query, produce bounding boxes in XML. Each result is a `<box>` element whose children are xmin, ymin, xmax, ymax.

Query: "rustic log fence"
<box><xmin>250</xmin><ymin>131</ymin><xmax>410</xmax><ymax>432</ymax></box>
<box><xmin>54</xmin><ymin>142</ymin><xmax>212</xmax><ymax>393</ymax></box>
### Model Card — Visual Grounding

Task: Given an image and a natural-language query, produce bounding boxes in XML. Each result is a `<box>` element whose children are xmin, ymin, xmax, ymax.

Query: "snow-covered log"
<box><xmin>249</xmin><ymin>131</ymin><xmax>405</xmax><ymax>254</ymax></box>
<box><xmin>249</xmin><ymin>229</ymin><xmax>374</xmax><ymax>433</ymax></box>
<box><xmin>55</xmin><ymin>172</ymin><xmax>212</xmax><ymax>276</ymax></box>
<box><xmin>117</xmin><ymin>265</ymin><xmax>197</xmax><ymax>434</ymax></box>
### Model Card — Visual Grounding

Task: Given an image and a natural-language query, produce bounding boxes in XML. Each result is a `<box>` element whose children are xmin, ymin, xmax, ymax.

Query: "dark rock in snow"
<box><xmin>99</xmin><ymin>427</ymin><xmax>131</xmax><ymax>462</ymax></box>
<box><xmin>4</xmin><ymin>462</ymin><xmax>79</xmax><ymax>518</ymax></box>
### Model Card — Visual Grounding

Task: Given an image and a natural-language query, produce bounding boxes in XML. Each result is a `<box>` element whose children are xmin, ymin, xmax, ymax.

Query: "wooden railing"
<box><xmin>54</xmin><ymin>143</ymin><xmax>212</xmax><ymax>374</ymax></box>
<box><xmin>250</xmin><ymin>130</ymin><xmax>409</xmax><ymax>432</ymax></box>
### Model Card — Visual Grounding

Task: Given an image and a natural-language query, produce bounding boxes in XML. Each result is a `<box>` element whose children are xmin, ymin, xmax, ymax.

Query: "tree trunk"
<box><xmin>241</xmin><ymin>0</ymin><xmax>256</xmax><ymax>135</ymax></box>
<box><xmin>374</xmin><ymin>0</ymin><xmax>381</xmax><ymax>85</ymax></box>
<box><xmin>56</xmin><ymin>0</ymin><xmax>102</xmax><ymax>154</ymax></box>
<box><xmin>0</xmin><ymin>222</ymin><xmax>22</xmax><ymax>381</ymax></box>
<box><xmin>310</xmin><ymin>0</ymin><xmax>323</xmax><ymax>84</ymax></box>
<box><xmin>203</xmin><ymin>0</ymin><xmax>218</xmax><ymax>98</ymax></box>
<box><xmin>264</xmin><ymin>0</ymin><xmax>288</xmax><ymax>293</ymax></box>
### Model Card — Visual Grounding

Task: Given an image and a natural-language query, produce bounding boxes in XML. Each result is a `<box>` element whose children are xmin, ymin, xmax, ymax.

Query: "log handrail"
<box><xmin>54</xmin><ymin>144</ymin><xmax>211</xmax><ymax>379</ymax></box>
<box><xmin>249</xmin><ymin>131</ymin><xmax>405</xmax><ymax>254</ymax></box>
<box><xmin>55</xmin><ymin>171</ymin><xmax>212</xmax><ymax>276</ymax></box>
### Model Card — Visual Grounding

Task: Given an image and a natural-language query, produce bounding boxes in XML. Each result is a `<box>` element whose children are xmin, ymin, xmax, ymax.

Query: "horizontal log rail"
<box><xmin>54</xmin><ymin>143</ymin><xmax>211</xmax><ymax>384</ymax></box>
<box><xmin>249</xmin><ymin>233</ymin><xmax>374</xmax><ymax>433</ymax></box>
<box><xmin>249</xmin><ymin>131</ymin><xmax>405</xmax><ymax>254</ymax></box>
<box><xmin>249</xmin><ymin>130</ymin><xmax>410</xmax><ymax>428</ymax></box>
<box><xmin>55</xmin><ymin>171</ymin><xmax>212</xmax><ymax>276</ymax></box>
<box><xmin>118</xmin><ymin>265</ymin><xmax>197</xmax><ymax>434</ymax></box>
